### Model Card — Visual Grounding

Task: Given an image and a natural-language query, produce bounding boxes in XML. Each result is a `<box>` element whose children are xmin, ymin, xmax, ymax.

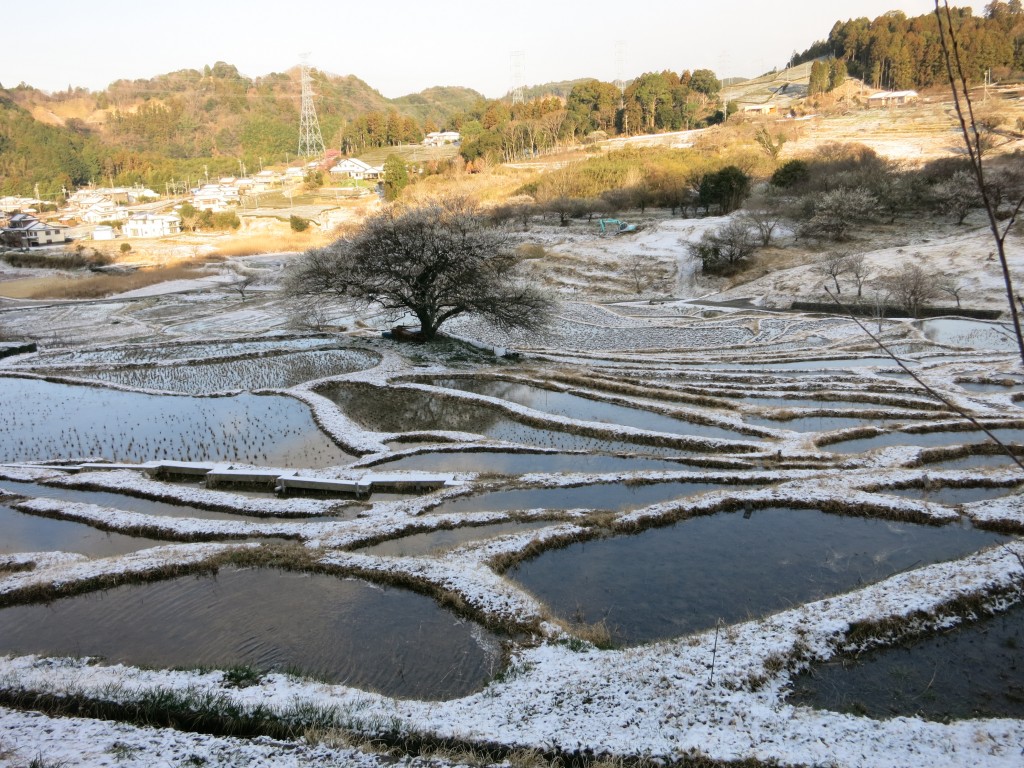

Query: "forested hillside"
<box><xmin>796</xmin><ymin>1</ymin><xmax>1024</xmax><ymax>90</ymax></box>
<box><xmin>0</xmin><ymin>63</ymin><xmax>482</xmax><ymax>197</ymax></box>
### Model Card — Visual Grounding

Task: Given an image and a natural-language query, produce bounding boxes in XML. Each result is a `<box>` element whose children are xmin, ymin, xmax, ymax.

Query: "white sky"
<box><xmin>2</xmin><ymin>1</ymin><xmax>939</xmax><ymax>98</ymax></box>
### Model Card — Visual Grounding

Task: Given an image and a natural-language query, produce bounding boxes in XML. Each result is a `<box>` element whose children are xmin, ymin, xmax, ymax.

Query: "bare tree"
<box><xmin>228</xmin><ymin>266</ymin><xmax>259</xmax><ymax>301</ymax></box>
<box><xmin>937</xmin><ymin>274</ymin><xmax>966</xmax><ymax>308</ymax></box>
<box><xmin>846</xmin><ymin>253</ymin><xmax>870</xmax><ymax>298</ymax></box>
<box><xmin>741</xmin><ymin>209</ymin><xmax>783</xmax><ymax>247</ymax></box>
<box><xmin>886</xmin><ymin>262</ymin><xmax>940</xmax><ymax>317</ymax></box>
<box><xmin>936</xmin><ymin>0</ymin><xmax>1024</xmax><ymax>365</ymax></box>
<box><xmin>287</xmin><ymin>198</ymin><xmax>552</xmax><ymax>341</ymax></box>
<box><xmin>932</xmin><ymin>170</ymin><xmax>982</xmax><ymax>224</ymax></box>
<box><xmin>819</xmin><ymin>252</ymin><xmax>850</xmax><ymax>294</ymax></box>
<box><xmin>625</xmin><ymin>252</ymin><xmax>669</xmax><ymax>295</ymax></box>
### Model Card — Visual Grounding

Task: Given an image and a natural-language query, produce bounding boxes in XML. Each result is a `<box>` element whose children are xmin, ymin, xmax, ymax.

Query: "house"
<box><xmin>124</xmin><ymin>213</ymin><xmax>182</xmax><ymax>239</ymax></box>
<box><xmin>251</xmin><ymin>170</ymin><xmax>283</xmax><ymax>193</ymax></box>
<box><xmin>329</xmin><ymin>158</ymin><xmax>384</xmax><ymax>180</ymax></box>
<box><xmin>867</xmin><ymin>90</ymin><xmax>919</xmax><ymax>108</ymax></box>
<box><xmin>0</xmin><ymin>196</ymin><xmax>43</xmax><ymax>213</ymax></box>
<box><xmin>191</xmin><ymin>184</ymin><xmax>239</xmax><ymax>212</ymax></box>
<box><xmin>92</xmin><ymin>225</ymin><xmax>116</xmax><ymax>241</ymax></box>
<box><xmin>423</xmin><ymin>131</ymin><xmax>460</xmax><ymax>146</ymax></box>
<box><xmin>283</xmin><ymin>167</ymin><xmax>306</xmax><ymax>182</ymax></box>
<box><xmin>2</xmin><ymin>213</ymin><xmax>69</xmax><ymax>247</ymax></box>
<box><xmin>740</xmin><ymin>103</ymin><xmax>778</xmax><ymax>115</ymax></box>
<box><xmin>80</xmin><ymin>200</ymin><xmax>128</xmax><ymax>224</ymax></box>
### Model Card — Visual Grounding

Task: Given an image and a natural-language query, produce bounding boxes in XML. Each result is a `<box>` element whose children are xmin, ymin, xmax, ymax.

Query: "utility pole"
<box><xmin>297</xmin><ymin>54</ymin><xmax>326</xmax><ymax>159</ymax></box>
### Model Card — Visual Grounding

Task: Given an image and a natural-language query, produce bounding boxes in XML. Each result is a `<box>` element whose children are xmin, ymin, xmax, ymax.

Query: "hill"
<box><xmin>0</xmin><ymin>63</ymin><xmax>484</xmax><ymax>197</ymax></box>
<box><xmin>391</xmin><ymin>86</ymin><xmax>484</xmax><ymax>128</ymax></box>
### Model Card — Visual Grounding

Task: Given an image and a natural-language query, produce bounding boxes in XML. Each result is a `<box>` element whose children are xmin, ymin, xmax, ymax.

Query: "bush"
<box><xmin>210</xmin><ymin>211</ymin><xmax>240</xmax><ymax>230</ymax></box>
<box><xmin>289</xmin><ymin>215</ymin><xmax>309</xmax><ymax>232</ymax></box>
<box><xmin>119</xmin><ymin>242</ymin><xmax>131</xmax><ymax>253</ymax></box>
<box><xmin>689</xmin><ymin>219</ymin><xmax>758</xmax><ymax>276</ymax></box>
<box><xmin>698</xmin><ymin>166</ymin><xmax>750</xmax><ymax>213</ymax></box>
<box><xmin>771</xmin><ymin>159</ymin><xmax>810</xmax><ymax>189</ymax></box>
<box><xmin>798</xmin><ymin>187</ymin><xmax>877</xmax><ymax>241</ymax></box>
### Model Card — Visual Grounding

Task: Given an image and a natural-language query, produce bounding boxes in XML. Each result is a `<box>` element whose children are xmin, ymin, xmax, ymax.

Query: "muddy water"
<box><xmin>430</xmin><ymin>481</ymin><xmax>746</xmax><ymax>515</ymax></box>
<box><xmin>508</xmin><ymin>508</ymin><xmax>1008</xmax><ymax>645</ymax></box>
<box><xmin>0</xmin><ymin>567</ymin><xmax>501</xmax><ymax>700</ymax></box>
<box><xmin>430</xmin><ymin>379</ymin><xmax>747</xmax><ymax>440</ymax></box>
<box><xmin>0</xmin><ymin>377</ymin><xmax>353</xmax><ymax>467</ymax></box>
<box><xmin>789</xmin><ymin>602</ymin><xmax>1024</xmax><ymax>720</ymax></box>
<box><xmin>0</xmin><ymin>503</ymin><xmax>165</xmax><ymax>557</ymax></box>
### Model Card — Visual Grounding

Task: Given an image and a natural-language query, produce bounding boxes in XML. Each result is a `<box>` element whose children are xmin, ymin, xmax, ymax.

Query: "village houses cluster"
<box><xmin>0</xmin><ymin>129</ymin><xmax>455</xmax><ymax>248</ymax></box>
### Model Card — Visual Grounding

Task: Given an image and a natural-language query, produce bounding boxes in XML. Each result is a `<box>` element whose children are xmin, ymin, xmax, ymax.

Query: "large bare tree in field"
<box><xmin>287</xmin><ymin>198</ymin><xmax>552</xmax><ymax>341</ymax></box>
<box><xmin>936</xmin><ymin>0</ymin><xmax>1024</xmax><ymax>365</ymax></box>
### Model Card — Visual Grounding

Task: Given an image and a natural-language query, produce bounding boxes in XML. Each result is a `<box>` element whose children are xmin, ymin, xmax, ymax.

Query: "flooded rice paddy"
<box><xmin>0</xmin><ymin>567</ymin><xmax>501</xmax><ymax>700</ymax></box>
<box><xmin>429</xmin><ymin>378</ymin><xmax>748</xmax><ymax>440</ymax></box>
<box><xmin>918</xmin><ymin>318</ymin><xmax>1020</xmax><ymax>352</ymax></box>
<box><xmin>877</xmin><ymin>484</ymin><xmax>1020</xmax><ymax>506</ymax></box>
<box><xmin>29</xmin><ymin>337</ymin><xmax>343</xmax><ymax>368</ymax></box>
<box><xmin>508</xmin><ymin>508</ymin><xmax>1008</xmax><ymax>645</ymax></box>
<box><xmin>373</xmin><ymin>450</ymin><xmax>695</xmax><ymax>474</ymax></box>
<box><xmin>0</xmin><ymin>503</ymin><xmax>166</xmax><ymax>557</ymax></box>
<box><xmin>429</xmin><ymin>480</ymin><xmax>748</xmax><ymax>515</ymax></box>
<box><xmin>789</xmin><ymin>601</ymin><xmax>1024</xmax><ymax>720</ymax></box>
<box><xmin>358</xmin><ymin>520</ymin><xmax>555</xmax><ymax>557</ymax></box>
<box><xmin>0</xmin><ymin>479</ymin><xmax>358</xmax><ymax>521</ymax></box>
<box><xmin>54</xmin><ymin>349</ymin><xmax>379</xmax><ymax>395</ymax></box>
<box><xmin>824</xmin><ymin>427</ymin><xmax>1024</xmax><ymax>454</ymax></box>
<box><xmin>320</xmin><ymin>382</ymin><xmax>708</xmax><ymax>455</ymax></box>
<box><xmin>0</xmin><ymin>377</ymin><xmax>352</xmax><ymax>466</ymax></box>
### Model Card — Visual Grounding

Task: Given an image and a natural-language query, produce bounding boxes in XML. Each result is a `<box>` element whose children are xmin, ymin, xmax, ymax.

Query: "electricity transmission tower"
<box><xmin>615</xmin><ymin>40</ymin><xmax>627</xmax><ymax>106</ymax></box>
<box><xmin>298</xmin><ymin>55</ymin><xmax>325</xmax><ymax>159</ymax></box>
<box><xmin>510</xmin><ymin>51</ymin><xmax>525</xmax><ymax>105</ymax></box>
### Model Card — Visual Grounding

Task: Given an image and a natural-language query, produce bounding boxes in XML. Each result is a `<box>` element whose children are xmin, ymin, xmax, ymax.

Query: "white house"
<box><xmin>192</xmin><ymin>184</ymin><xmax>239</xmax><ymax>212</ymax></box>
<box><xmin>2</xmin><ymin>214</ymin><xmax>69</xmax><ymax>247</ymax></box>
<box><xmin>124</xmin><ymin>213</ymin><xmax>182</xmax><ymax>238</ymax></box>
<box><xmin>329</xmin><ymin>158</ymin><xmax>383</xmax><ymax>180</ymax></box>
<box><xmin>423</xmin><ymin>131</ymin><xmax>460</xmax><ymax>146</ymax></box>
<box><xmin>92</xmin><ymin>225</ymin><xmax>116</xmax><ymax>241</ymax></box>
<box><xmin>80</xmin><ymin>201</ymin><xmax>128</xmax><ymax>224</ymax></box>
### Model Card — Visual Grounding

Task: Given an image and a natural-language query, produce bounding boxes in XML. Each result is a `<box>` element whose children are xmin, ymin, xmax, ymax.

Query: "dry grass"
<box><xmin>210</xmin><ymin>232</ymin><xmax>329</xmax><ymax>257</ymax></box>
<box><xmin>23</xmin><ymin>264</ymin><xmax>208</xmax><ymax>299</ymax></box>
<box><xmin>403</xmin><ymin>167</ymin><xmax>539</xmax><ymax>205</ymax></box>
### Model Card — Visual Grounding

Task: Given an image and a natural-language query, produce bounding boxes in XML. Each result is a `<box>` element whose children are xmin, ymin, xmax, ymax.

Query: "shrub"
<box><xmin>689</xmin><ymin>219</ymin><xmax>758</xmax><ymax>276</ymax></box>
<box><xmin>289</xmin><ymin>215</ymin><xmax>309</xmax><ymax>232</ymax></box>
<box><xmin>771</xmin><ymin>159</ymin><xmax>810</xmax><ymax>189</ymax></box>
<box><xmin>119</xmin><ymin>242</ymin><xmax>131</xmax><ymax>253</ymax></box>
<box><xmin>698</xmin><ymin>166</ymin><xmax>750</xmax><ymax>213</ymax></box>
